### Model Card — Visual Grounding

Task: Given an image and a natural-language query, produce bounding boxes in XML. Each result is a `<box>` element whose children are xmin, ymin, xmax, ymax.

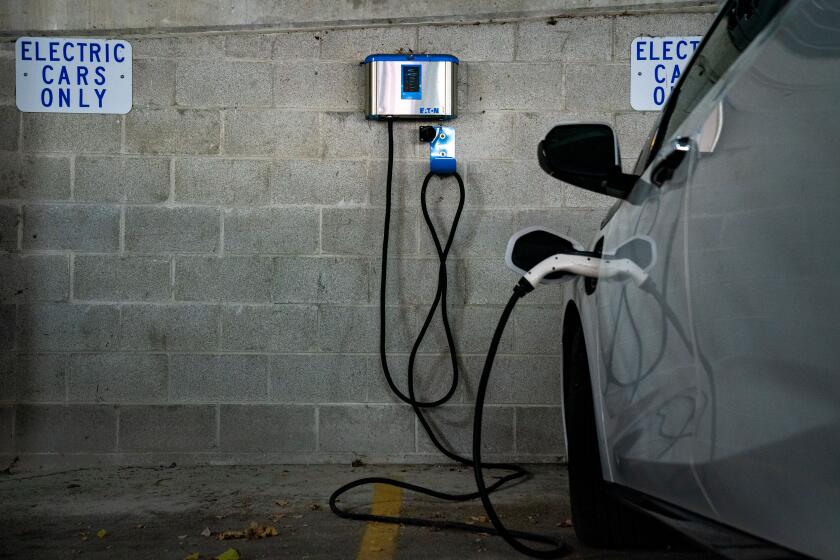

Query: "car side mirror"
<box><xmin>538</xmin><ymin>123</ymin><xmax>638</xmax><ymax>199</ymax></box>
<box><xmin>505</xmin><ymin>227</ymin><xmax>585</xmax><ymax>284</ymax></box>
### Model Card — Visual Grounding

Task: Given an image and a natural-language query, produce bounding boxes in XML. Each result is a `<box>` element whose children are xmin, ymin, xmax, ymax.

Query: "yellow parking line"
<box><xmin>356</xmin><ymin>483</ymin><xmax>403</xmax><ymax>560</ymax></box>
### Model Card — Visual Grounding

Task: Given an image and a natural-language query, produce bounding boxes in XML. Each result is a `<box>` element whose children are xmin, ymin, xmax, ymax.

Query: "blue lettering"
<box><xmin>34</xmin><ymin>41</ymin><xmax>46</xmax><ymax>61</ymax></box>
<box><xmin>635</xmin><ymin>41</ymin><xmax>646</xmax><ymax>61</ymax></box>
<box><xmin>78</xmin><ymin>42</ymin><xmax>87</xmax><ymax>62</ymax></box>
<box><xmin>58</xmin><ymin>88</ymin><xmax>71</xmax><ymax>107</ymax></box>
<box><xmin>114</xmin><ymin>43</ymin><xmax>125</xmax><ymax>63</ymax></box>
<box><xmin>662</xmin><ymin>40</ymin><xmax>673</xmax><ymax>61</ymax></box>
<box><xmin>94</xmin><ymin>66</ymin><xmax>106</xmax><ymax>86</ymax></box>
<box><xmin>671</xmin><ymin>65</ymin><xmax>681</xmax><ymax>84</ymax></box>
<box><xmin>77</xmin><ymin>66</ymin><xmax>89</xmax><ymax>86</ymax></box>
<box><xmin>654</xmin><ymin>64</ymin><xmax>666</xmax><ymax>84</ymax></box>
<box><xmin>649</xmin><ymin>44</ymin><xmax>659</xmax><ymax>61</ymax></box>
<box><xmin>89</xmin><ymin>43</ymin><xmax>101</xmax><ymax>62</ymax></box>
<box><xmin>676</xmin><ymin>40</ymin><xmax>688</xmax><ymax>60</ymax></box>
<box><xmin>41</xmin><ymin>88</ymin><xmax>53</xmax><ymax>107</ymax></box>
<box><xmin>690</xmin><ymin>39</ymin><xmax>700</xmax><ymax>50</ymax></box>
<box><xmin>49</xmin><ymin>41</ymin><xmax>59</xmax><ymax>61</ymax></box>
<box><xmin>653</xmin><ymin>86</ymin><xmax>666</xmax><ymax>106</ymax></box>
<box><xmin>78</xmin><ymin>89</ymin><xmax>89</xmax><ymax>108</ymax></box>
<box><xmin>21</xmin><ymin>40</ymin><xmax>31</xmax><ymax>61</ymax></box>
<box><xmin>42</xmin><ymin>64</ymin><xmax>54</xmax><ymax>85</ymax></box>
<box><xmin>63</xmin><ymin>42</ymin><xmax>75</xmax><ymax>62</ymax></box>
<box><xmin>94</xmin><ymin>88</ymin><xmax>106</xmax><ymax>108</ymax></box>
<box><xmin>58</xmin><ymin>66</ymin><xmax>70</xmax><ymax>85</ymax></box>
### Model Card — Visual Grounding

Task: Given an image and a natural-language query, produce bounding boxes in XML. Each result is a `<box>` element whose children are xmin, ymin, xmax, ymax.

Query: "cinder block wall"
<box><xmin>0</xmin><ymin>11</ymin><xmax>713</xmax><ymax>468</ymax></box>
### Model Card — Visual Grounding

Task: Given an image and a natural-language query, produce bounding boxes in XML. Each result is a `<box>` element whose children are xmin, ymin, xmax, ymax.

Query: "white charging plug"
<box><xmin>522</xmin><ymin>254</ymin><xmax>649</xmax><ymax>289</ymax></box>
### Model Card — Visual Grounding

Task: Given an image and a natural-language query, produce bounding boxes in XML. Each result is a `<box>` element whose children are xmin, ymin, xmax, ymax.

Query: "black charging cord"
<box><xmin>329</xmin><ymin>119</ymin><xmax>569</xmax><ymax>557</ymax></box>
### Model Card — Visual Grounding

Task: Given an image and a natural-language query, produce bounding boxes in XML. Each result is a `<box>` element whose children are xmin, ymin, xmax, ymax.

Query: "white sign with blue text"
<box><xmin>15</xmin><ymin>37</ymin><xmax>132</xmax><ymax>114</ymax></box>
<box><xmin>630</xmin><ymin>36</ymin><xmax>701</xmax><ymax>111</ymax></box>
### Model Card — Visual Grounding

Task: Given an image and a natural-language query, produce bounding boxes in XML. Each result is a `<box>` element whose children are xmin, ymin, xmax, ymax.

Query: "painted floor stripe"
<box><xmin>356</xmin><ymin>483</ymin><xmax>403</xmax><ymax>560</ymax></box>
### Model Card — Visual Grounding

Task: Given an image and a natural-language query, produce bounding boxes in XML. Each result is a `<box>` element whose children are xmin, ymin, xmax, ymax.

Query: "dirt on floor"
<box><xmin>0</xmin><ymin>463</ymin><xmax>717</xmax><ymax>559</ymax></box>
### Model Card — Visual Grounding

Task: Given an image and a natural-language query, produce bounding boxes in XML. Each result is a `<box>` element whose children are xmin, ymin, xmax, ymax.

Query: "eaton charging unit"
<box><xmin>364</xmin><ymin>54</ymin><xmax>458</xmax><ymax>120</ymax></box>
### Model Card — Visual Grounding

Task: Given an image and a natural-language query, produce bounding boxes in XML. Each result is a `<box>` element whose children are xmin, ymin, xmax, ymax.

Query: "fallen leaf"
<box><xmin>556</xmin><ymin>518</ymin><xmax>573</xmax><ymax>528</ymax></box>
<box><xmin>217</xmin><ymin>529</ymin><xmax>246</xmax><ymax>540</ymax></box>
<box><xmin>201</xmin><ymin>527</ymin><xmax>211</xmax><ymax>537</ymax></box>
<box><xmin>467</xmin><ymin>515</ymin><xmax>488</xmax><ymax>524</ymax></box>
<box><xmin>309</xmin><ymin>503</ymin><xmax>321</xmax><ymax>511</ymax></box>
<box><xmin>96</xmin><ymin>529</ymin><xmax>108</xmax><ymax>539</ymax></box>
<box><xmin>215</xmin><ymin>549</ymin><xmax>240</xmax><ymax>560</ymax></box>
<box><xmin>178</xmin><ymin>534</ymin><xmax>188</xmax><ymax>540</ymax></box>
<box><xmin>217</xmin><ymin>522</ymin><xmax>278</xmax><ymax>541</ymax></box>
<box><xmin>275</xmin><ymin>500</ymin><xmax>288</xmax><ymax>507</ymax></box>
<box><xmin>184</xmin><ymin>553</ymin><xmax>200</xmax><ymax>560</ymax></box>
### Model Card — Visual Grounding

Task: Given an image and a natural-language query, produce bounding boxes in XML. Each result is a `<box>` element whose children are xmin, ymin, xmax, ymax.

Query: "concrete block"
<box><xmin>317</xmin><ymin>305</ymin><xmax>413</xmax><ymax>353</ymax></box>
<box><xmin>220</xmin><ymin>304</ymin><xmax>317</xmax><ymax>352</ymax></box>
<box><xmin>223</xmin><ymin>110</ymin><xmax>320</xmax><ymax>157</ymax></box>
<box><xmin>271</xmin><ymin>159</ymin><xmax>368</xmax><ymax>206</ymax></box>
<box><xmin>414</xmin><ymin>305</ymin><xmax>515</xmax><ymax>354</ymax></box>
<box><xmin>417</xmin><ymin>405</ymin><xmax>514</xmax><ymax>454</ymax></box>
<box><xmin>175</xmin><ymin>256</ymin><xmax>273</xmax><ymax>302</ymax></box>
<box><xmin>22</xmin><ymin>204</ymin><xmax>119</xmax><ymax>251</ymax></box>
<box><xmin>419</xmin><ymin>208</ymin><xmax>517</xmax><ymax>258</ymax></box>
<box><xmin>0</xmin><ymin>305</ymin><xmax>14</xmax><ymax>350</ymax></box>
<box><xmin>176</xmin><ymin>60</ymin><xmax>272</xmax><ymax>107</ymax></box>
<box><xmin>1</xmin><ymin>354</ymin><xmax>68</xmax><ymax>402</ymax></box>
<box><xmin>517</xmin><ymin>208</ymin><xmax>606</xmax><ymax>248</ymax></box>
<box><xmin>269</xmin><ymin>354</ymin><xmax>370</xmax><ymax>403</ymax></box>
<box><xmin>119</xmin><ymin>405</ymin><xmax>216</xmax><ymax>452</ymax></box>
<box><xmin>564</xmin><ymin>183</ymin><xmax>616</xmax><ymax>208</ymax></box>
<box><xmin>270</xmin><ymin>31</ymin><xmax>322</xmax><ymax>60</ymax></box>
<box><xmin>9</xmin><ymin>155</ymin><xmax>70</xmax><ymax>201</ymax></box>
<box><xmin>272</xmin><ymin>257</ymin><xmax>368</xmax><ymax>304</ymax></box>
<box><xmin>274</xmin><ymin>62</ymin><xmax>363</xmax><ymax>110</ymax></box>
<box><xmin>132</xmin><ymin>35</ymin><xmax>225</xmax><ymax>59</ymax></box>
<box><xmin>319</xmin><ymin>113</ymin><xmax>416</xmax><ymax>159</ymax></box>
<box><xmin>220</xmin><ymin>404</ymin><xmax>316</xmax><ymax>452</ymax></box>
<box><xmin>119</xmin><ymin>304</ymin><xmax>218</xmax><ymax>351</ymax></box>
<box><xmin>463</xmin><ymin>355</ymin><xmax>562</xmax><ymax>405</ymax></box>
<box><xmin>225</xmin><ymin>34</ymin><xmax>271</xmax><ymax>59</ymax></box>
<box><xmin>21</xmin><ymin>113</ymin><xmax>120</xmax><ymax>154</ymax></box>
<box><xmin>0</xmin><ymin>106</ymin><xmax>19</xmax><ymax>151</ymax></box>
<box><xmin>319</xmin><ymin>404</ymin><xmax>415</xmax><ymax>453</ymax></box>
<box><xmin>365</xmin><ymin>353</ymin><xmax>466</xmax><ymax>404</ymax></box>
<box><xmin>512</xmin><ymin>111</ymin><xmax>613</xmax><ymax>160</ymax></box>
<box><xmin>614</xmin><ymin>13</ymin><xmax>715</xmax><ymax>61</ymax></box>
<box><xmin>125</xmin><ymin>108</ymin><xmax>220</xmax><ymax>155</ymax></box>
<box><xmin>0</xmin><ymin>406</ymin><xmax>11</xmax><ymax>452</ymax></box>
<box><xmin>74</xmin><ymin>255</ymin><xmax>171</xmax><ymax>302</ymax></box>
<box><xmin>0</xmin><ymin>205</ymin><xmax>18</xmax><ymax>251</ymax></box>
<box><xmin>320</xmin><ymin>27</ymin><xmax>416</xmax><ymax>61</ymax></box>
<box><xmin>448</xmin><ymin>112</ymin><xmax>515</xmax><ymax>160</ymax></box>
<box><xmin>170</xmin><ymin>354</ymin><xmax>268</xmax><ymax>402</ymax></box>
<box><xmin>69</xmin><ymin>353</ymin><xmax>167</xmax><ymax>403</ymax></box>
<box><xmin>465</xmin><ymin>160</ymin><xmax>564</xmax><ymax>208</ymax></box>
<box><xmin>125</xmin><ymin>206</ymin><xmax>219</xmax><ymax>253</ymax></box>
<box><xmin>0</xmin><ymin>254</ymin><xmax>68</xmax><ymax>303</ymax></box>
<box><xmin>133</xmin><ymin>59</ymin><xmax>176</xmax><ymax>108</ymax></box>
<box><xmin>17</xmin><ymin>303</ymin><xmax>119</xmax><ymax>351</ymax></box>
<box><xmin>517</xmin><ymin>17</ymin><xmax>612</xmax><ymax>62</ymax></box>
<box><xmin>15</xmin><ymin>404</ymin><xmax>116</xmax><ymax>452</ymax></box>
<box><xmin>467</xmin><ymin>63</ymin><xmax>563</xmax><ymax>112</ymax></box>
<box><xmin>75</xmin><ymin>156</ymin><xmax>170</xmax><ymax>203</ymax></box>
<box><xmin>516</xmin><ymin>406</ymin><xmax>566</xmax><ymax>455</ymax></box>
<box><xmin>565</xmin><ymin>63</ymin><xmax>631</xmax><ymax>111</ymax></box>
<box><xmin>368</xmin><ymin>160</ymin><xmax>429</xmax><ymax>208</ymax></box>
<box><xmin>418</xmin><ymin>23</ymin><xmax>515</xmax><ymax>61</ymax></box>
<box><xmin>0</xmin><ymin>153</ymin><xmax>19</xmax><ymax>199</ymax></box>
<box><xmin>615</xmin><ymin>111</ymin><xmax>658</xmax><ymax>162</ymax></box>
<box><xmin>513</xmin><ymin>305</ymin><xmax>563</xmax><ymax>354</ymax></box>
<box><xmin>371</xmin><ymin>257</ymin><xmax>466</xmax><ymax>306</ymax></box>
<box><xmin>322</xmin><ymin>207</ymin><xmax>416</xmax><ymax>256</ymax></box>
<box><xmin>0</xmin><ymin>59</ymin><xmax>13</xmax><ymax>104</ymax></box>
<box><xmin>223</xmin><ymin>207</ymin><xmax>319</xmax><ymax>255</ymax></box>
<box><xmin>174</xmin><ymin>158</ymin><xmax>270</xmax><ymax>205</ymax></box>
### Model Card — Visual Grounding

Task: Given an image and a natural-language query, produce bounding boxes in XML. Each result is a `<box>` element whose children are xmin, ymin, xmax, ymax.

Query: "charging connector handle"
<box><xmin>523</xmin><ymin>254</ymin><xmax>649</xmax><ymax>289</ymax></box>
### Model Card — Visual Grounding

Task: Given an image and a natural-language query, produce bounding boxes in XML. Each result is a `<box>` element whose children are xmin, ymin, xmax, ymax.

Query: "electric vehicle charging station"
<box><xmin>329</xmin><ymin>52</ymin><xmax>641</xmax><ymax>560</ymax></box>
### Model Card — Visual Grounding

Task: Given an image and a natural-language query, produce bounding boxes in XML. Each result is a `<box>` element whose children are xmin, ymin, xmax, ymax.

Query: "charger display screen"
<box><xmin>401</xmin><ymin>65</ymin><xmax>421</xmax><ymax>99</ymax></box>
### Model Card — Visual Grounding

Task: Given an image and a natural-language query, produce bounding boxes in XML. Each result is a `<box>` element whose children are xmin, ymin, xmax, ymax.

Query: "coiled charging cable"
<box><xmin>329</xmin><ymin>120</ymin><xmax>569</xmax><ymax>557</ymax></box>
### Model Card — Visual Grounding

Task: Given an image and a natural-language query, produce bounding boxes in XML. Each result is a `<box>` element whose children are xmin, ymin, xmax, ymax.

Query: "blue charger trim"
<box><xmin>364</xmin><ymin>53</ymin><xmax>460</xmax><ymax>64</ymax></box>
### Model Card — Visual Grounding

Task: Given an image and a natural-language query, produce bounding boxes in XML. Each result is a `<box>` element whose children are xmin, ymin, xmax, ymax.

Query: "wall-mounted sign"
<box><xmin>15</xmin><ymin>37</ymin><xmax>132</xmax><ymax>114</ymax></box>
<box><xmin>630</xmin><ymin>36</ymin><xmax>701</xmax><ymax>111</ymax></box>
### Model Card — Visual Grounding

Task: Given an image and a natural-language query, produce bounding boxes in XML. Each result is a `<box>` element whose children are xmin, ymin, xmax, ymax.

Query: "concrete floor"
<box><xmin>0</xmin><ymin>464</ymin><xmax>717</xmax><ymax>559</ymax></box>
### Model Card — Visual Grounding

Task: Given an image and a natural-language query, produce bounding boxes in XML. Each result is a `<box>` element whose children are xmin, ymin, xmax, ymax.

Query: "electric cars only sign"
<box><xmin>15</xmin><ymin>37</ymin><xmax>132</xmax><ymax>114</ymax></box>
<box><xmin>630</xmin><ymin>36</ymin><xmax>701</xmax><ymax>111</ymax></box>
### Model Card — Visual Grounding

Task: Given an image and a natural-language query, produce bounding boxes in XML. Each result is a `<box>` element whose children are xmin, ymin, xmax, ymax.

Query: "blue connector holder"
<box><xmin>429</xmin><ymin>126</ymin><xmax>456</xmax><ymax>175</ymax></box>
